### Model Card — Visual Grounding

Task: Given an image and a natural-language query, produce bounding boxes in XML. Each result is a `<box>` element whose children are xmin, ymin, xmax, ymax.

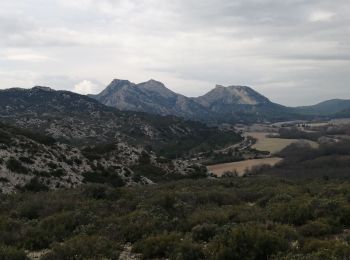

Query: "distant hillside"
<box><xmin>0</xmin><ymin>86</ymin><xmax>241</xmax><ymax>157</ymax></box>
<box><xmin>92</xmin><ymin>80</ymin><xmax>304</xmax><ymax>123</ymax></box>
<box><xmin>0</xmin><ymin>122</ymin><xmax>217</xmax><ymax>193</ymax></box>
<box><xmin>90</xmin><ymin>79</ymin><xmax>214</xmax><ymax>122</ymax></box>
<box><xmin>192</xmin><ymin>85</ymin><xmax>298</xmax><ymax>123</ymax></box>
<box><xmin>335</xmin><ymin>108</ymin><xmax>350</xmax><ymax>118</ymax></box>
<box><xmin>294</xmin><ymin>99</ymin><xmax>350</xmax><ymax>116</ymax></box>
<box><xmin>0</xmin><ymin>122</ymin><xmax>147</xmax><ymax>193</ymax></box>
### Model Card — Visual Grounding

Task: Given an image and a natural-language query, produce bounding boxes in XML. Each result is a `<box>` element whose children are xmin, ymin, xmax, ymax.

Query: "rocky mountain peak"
<box><xmin>89</xmin><ymin>78</ymin><xmax>213</xmax><ymax>120</ymax></box>
<box><xmin>195</xmin><ymin>84</ymin><xmax>270</xmax><ymax>106</ymax></box>
<box><xmin>92</xmin><ymin>79</ymin><xmax>136</xmax><ymax>104</ymax></box>
<box><xmin>91</xmin><ymin>79</ymin><xmax>291</xmax><ymax>123</ymax></box>
<box><xmin>107</xmin><ymin>79</ymin><xmax>133</xmax><ymax>90</ymax></box>
<box><xmin>138</xmin><ymin>79</ymin><xmax>177</xmax><ymax>99</ymax></box>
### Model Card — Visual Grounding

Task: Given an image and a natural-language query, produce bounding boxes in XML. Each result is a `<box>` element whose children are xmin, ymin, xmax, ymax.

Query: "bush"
<box><xmin>82</xmin><ymin>184</ymin><xmax>108</xmax><ymax>200</ymax></box>
<box><xmin>192</xmin><ymin>223</ymin><xmax>218</xmax><ymax>242</ymax></box>
<box><xmin>23</xmin><ymin>227</ymin><xmax>51</xmax><ymax>250</ymax></box>
<box><xmin>0</xmin><ymin>219</ymin><xmax>24</xmax><ymax>249</ymax></box>
<box><xmin>21</xmin><ymin>178</ymin><xmax>49</xmax><ymax>192</ymax></box>
<box><xmin>188</xmin><ymin>208</ymin><xmax>230</xmax><ymax>226</ymax></box>
<box><xmin>104</xmin><ymin>210</ymin><xmax>165</xmax><ymax>243</ymax></box>
<box><xmin>83</xmin><ymin>170</ymin><xmax>125</xmax><ymax>187</ymax></box>
<box><xmin>130</xmin><ymin>164</ymin><xmax>167</xmax><ymax>182</ymax></box>
<box><xmin>42</xmin><ymin>235</ymin><xmax>120</xmax><ymax>259</ymax></box>
<box><xmin>19</xmin><ymin>157</ymin><xmax>34</xmax><ymax>165</ymax></box>
<box><xmin>269</xmin><ymin>200</ymin><xmax>314</xmax><ymax>225</ymax></box>
<box><xmin>134</xmin><ymin>233</ymin><xmax>181</xmax><ymax>259</ymax></box>
<box><xmin>50</xmin><ymin>169</ymin><xmax>65</xmax><ymax>177</ymax></box>
<box><xmin>299</xmin><ymin>220</ymin><xmax>334</xmax><ymax>237</ymax></box>
<box><xmin>6</xmin><ymin>158</ymin><xmax>29</xmax><ymax>174</ymax></box>
<box><xmin>170</xmin><ymin>239</ymin><xmax>205</xmax><ymax>260</ymax></box>
<box><xmin>208</xmin><ymin>224</ymin><xmax>289</xmax><ymax>259</ymax></box>
<box><xmin>302</xmin><ymin>239</ymin><xmax>350</xmax><ymax>259</ymax></box>
<box><xmin>0</xmin><ymin>129</ymin><xmax>11</xmax><ymax>145</ymax></box>
<box><xmin>82</xmin><ymin>143</ymin><xmax>115</xmax><ymax>161</ymax></box>
<box><xmin>0</xmin><ymin>177</ymin><xmax>9</xmax><ymax>183</ymax></box>
<box><xmin>0</xmin><ymin>244</ymin><xmax>28</xmax><ymax>260</ymax></box>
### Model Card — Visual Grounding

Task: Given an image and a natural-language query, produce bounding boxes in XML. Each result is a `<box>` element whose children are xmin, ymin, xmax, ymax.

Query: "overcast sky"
<box><xmin>0</xmin><ymin>0</ymin><xmax>349</xmax><ymax>106</ymax></box>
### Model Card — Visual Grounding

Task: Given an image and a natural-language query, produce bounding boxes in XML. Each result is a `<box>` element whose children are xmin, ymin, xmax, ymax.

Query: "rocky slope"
<box><xmin>0</xmin><ymin>87</ymin><xmax>241</xmax><ymax>192</ymax></box>
<box><xmin>0</xmin><ymin>123</ymin><xmax>208</xmax><ymax>193</ymax></box>
<box><xmin>91</xmin><ymin>80</ymin><xmax>301</xmax><ymax>123</ymax></box>
<box><xmin>194</xmin><ymin>85</ymin><xmax>270</xmax><ymax>107</ymax></box>
<box><xmin>0</xmin><ymin>86</ymin><xmax>239</xmax><ymax>152</ymax></box>
<box><xmin>192</xmin><ymin>85</ymin><xmax>295</xmax><ymax>123</ymax></box>
<box><xmin>90</xmin><ymin>79</ymin><xmax>213</xmax><ymax>121</ymax></box>
<box><xmin>92</xmin><ymin>79</ymin><xmax>350</xmax><ymax>123</ymax></box>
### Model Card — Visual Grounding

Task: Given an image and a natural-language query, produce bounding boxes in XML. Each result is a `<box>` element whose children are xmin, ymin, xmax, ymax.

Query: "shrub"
<box><xmin>208</xmin><ymin>224</ymin><xmax>289</xmax><ymax>259</ymax></box>
<box><xmin>299</xmin><ymin>220</ymin><xmax>334</xmax><ymax>237</ymax></box>
<box><xmin>192</xmin><ymin>223</ymin><xmax>218</xmax><ymax>242</ymax></box>
<box><xmin>81</xmin><ymin>184</ymin><xmax>120</xmax><ymax>201</ymax></box>
<box><xmin>134</xmin><ymin>233</ymin><xmax>181</xmax><ymax>259</ymax></box>
<box><xmin>0</xmin><ymin>244</ymin><xmax>28</xmax><ymax>260</ymax></box>
<box><xmin>0</xmin><ymin>177</ymin><xmax>9</xmax><ymax>183</ymax></box>
<box><xmin>21</xmin><ymin>178</ymin><xmax>49</xmax><ymax>193</ymax></box>
<box><xmin>82</xmin><ymin>143</ymin><xmax>115</xmax><ymax>161</ymax></box>
<box><xmin>170</xmin><ymin>239</ymin><xmax>205</xmax><ymax>260</ymax></box>
<box><xmin>139</xmin><ymin>151</ymin><xmax>151</xmax><ymax>164</ymax></box>
<box><xmin>50</xmin><ymin>169</ymin><xmax>65</xmax><ymax>177</ymax></box>
<box><xmin>188</xmin><ymin>208</ymin><xmax>230</xmax><ymax>226</ymax></box>
<box><xmin>23</xmin><ymin>227</ymin><xmax>51</xmax><ymax>250</ymax></box>
<box><xmin>0</xmin><ymin>219</ymin><xmax>24</xmax><ymax>248</ymax></box>
<box><xmin>83</xmin><ymin>170</ymin><xmax>125</xmax><ymax>187</ymax></box>
<box><xmin>302</xmin><ymin>239</ymin><xmax>350</xmax><ymax>259</ymax></box>
<box><xmin>19</xmin><ymin>157</ymin><xmax>34</xmax><ymax>165</ymax></box>
<box><xmin>104</xmin><ymin>210</ymin><xmax>165</xmax><ymax>243</ymax></box>
<box><xmin>186</xmin><ymin>165</ymin><xmax>208</xmax><ymax>179</ymax></box>
<box><xmin>269</xmin><ymin>200</ymin><xmax>314</xmax><ymax>225</ymax></box>
<box><xmin>42</xmin><ymin>235</ymin><xmax>120</xmax><ymax>260</ymax></box>
<box><xmin>130</xmin><ymin>164</ymin><xmax>167</xmax><ymax>182</ymax></box>
<box><xmin>6</xmin><ymin>158</ymin><xmax>29</xmax><ymax>174</ymax></box>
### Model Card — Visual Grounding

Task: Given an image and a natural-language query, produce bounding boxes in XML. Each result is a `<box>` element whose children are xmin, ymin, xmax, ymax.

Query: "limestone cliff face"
<box><xmin>91</xmin><ymin>79</ymin><xmax>213</xmax><ymax>121</ymax></box>
<box><xmin>92</xmin><ymin>79</ymin><xmax>292</xmax><ymax>123</ymax></box>
<box><xmin>194</xmin><ymin>85</ymin><xmax>271</xmax><ymax>107</ymax></box>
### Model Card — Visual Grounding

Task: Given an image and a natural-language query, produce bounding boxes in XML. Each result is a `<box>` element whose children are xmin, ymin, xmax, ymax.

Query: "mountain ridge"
<box><xmin>90</xmin><ymin>79</ymin><xmax>350</xmax><ymax>123</ymax></box>
<box><xmin>0</xmin><ymin>86</ymin><xmax>241</xmax><ymax>157</ymax></box>
<box><xmin>91</xmin><ymin>79</ymin><xmax>297</xmax><ymax>123</ymax></box>
<box><xmin>0</xmin><ymin>86</ymin><xmax>241</xmax><ymax>192</ymax></box>
<box><xmin>89</xmin><ymin>79</ymin><xmax>215</xmax><ymax>122</ymax></box>
<box><xmin>294</xmin><ymin>99</ymin><xmax>350</xmax><ymax>116</ymax></box>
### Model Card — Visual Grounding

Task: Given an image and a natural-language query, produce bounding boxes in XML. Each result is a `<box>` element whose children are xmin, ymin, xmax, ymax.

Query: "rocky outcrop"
<box><xmin>91</xmin><ymin>79</ymin><xmax>296</xmax><ymax>123</ymax></box>
<box><xmin>90</xmin><ymin>79</ymin><xmax>213</xmax><ymax>121</ymax></box>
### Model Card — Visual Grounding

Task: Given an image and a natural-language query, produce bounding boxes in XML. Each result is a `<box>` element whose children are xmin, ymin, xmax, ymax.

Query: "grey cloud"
<box><xmin>0</xmin><ymin>0</ymin><xmax>349</xmax><ymax>106</ymax></box>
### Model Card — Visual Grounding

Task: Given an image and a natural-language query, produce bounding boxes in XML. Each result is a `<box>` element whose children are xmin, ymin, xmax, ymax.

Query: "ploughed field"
<box><xmin>207</xmin><ymin>157</ymin><xmax>282</xmax><ymax>176</ymax></box>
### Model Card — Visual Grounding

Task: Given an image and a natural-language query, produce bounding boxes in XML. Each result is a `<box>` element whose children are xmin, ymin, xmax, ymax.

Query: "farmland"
<box><xmin>207</xmin><ymin>157</ymin><xmax>282</xmax><ymax>176</ymax></box>
<box><xmin>245</xmin><ymin>132</ymin><xmax>319</xmax><ymax>154</ymax></box>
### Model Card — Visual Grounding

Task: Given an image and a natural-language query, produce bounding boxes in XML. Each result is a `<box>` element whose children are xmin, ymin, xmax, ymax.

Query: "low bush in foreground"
<box><xmin>2</xmin><ymin>177</ymin><xmax>350</xmax><ymax>259</ymax></box>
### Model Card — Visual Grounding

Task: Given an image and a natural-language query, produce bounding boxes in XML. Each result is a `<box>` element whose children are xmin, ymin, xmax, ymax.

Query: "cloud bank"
<box><xmin>0</xmin><ymin>0</ymin><xmax>349</xmax><ymax>105</ymax></box>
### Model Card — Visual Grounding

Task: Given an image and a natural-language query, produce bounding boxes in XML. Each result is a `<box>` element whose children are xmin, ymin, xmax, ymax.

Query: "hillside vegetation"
<box><xmin>0</xmin><ymin>122</ymin><xmax>215</xmax><ymax>193</ymax></box>
<box><xmin>1</xmin><ymin>140</ymin><xmax>350</xmax><ymax>259</ymax></box>
<box><xmin>3</xmin><ymin>176</ymin><xmax>350</xmax><ymax>259</ymax></box>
